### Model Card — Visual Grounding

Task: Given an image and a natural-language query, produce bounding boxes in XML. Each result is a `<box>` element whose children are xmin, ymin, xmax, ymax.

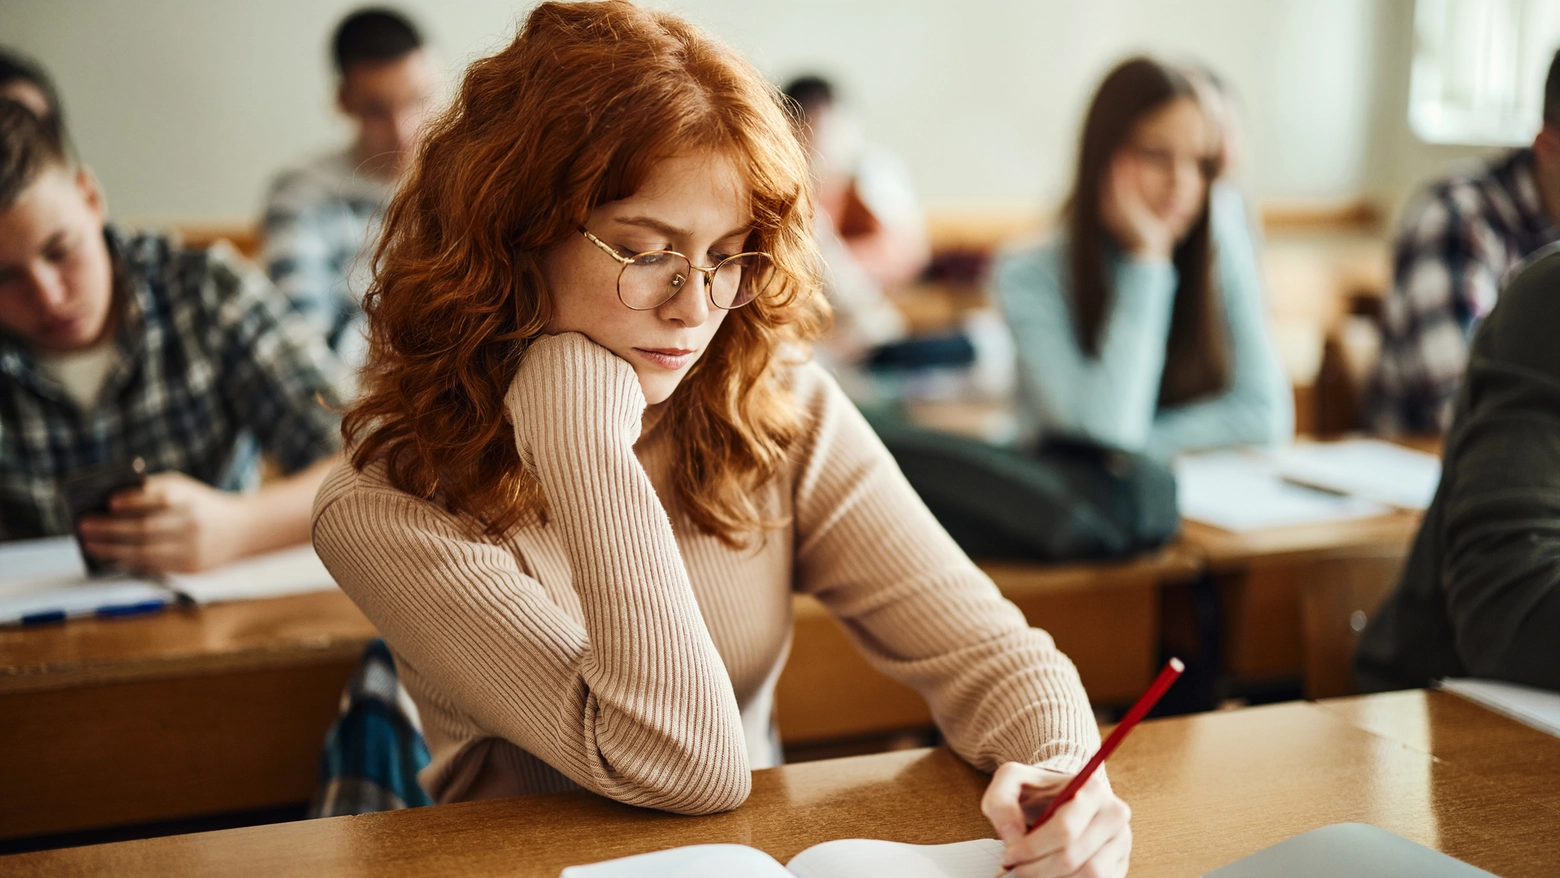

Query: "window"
<box><xmin>1409</xmin><ymin>0</ymin><xmax>1560</xmax><ymax>145</ymax></box>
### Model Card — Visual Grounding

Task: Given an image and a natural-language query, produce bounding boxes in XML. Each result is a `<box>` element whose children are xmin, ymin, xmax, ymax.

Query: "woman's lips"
<box><xmin>633</xmin><ymin>347</ymin><xmax>695</xmax><ymax>370</ymax></box>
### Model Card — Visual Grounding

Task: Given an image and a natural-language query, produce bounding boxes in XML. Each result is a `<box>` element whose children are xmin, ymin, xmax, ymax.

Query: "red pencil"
<box><xmin>1027</xmin><ymin>656</ymin><xmax>1184</xmax><ymax>831</ymax></box>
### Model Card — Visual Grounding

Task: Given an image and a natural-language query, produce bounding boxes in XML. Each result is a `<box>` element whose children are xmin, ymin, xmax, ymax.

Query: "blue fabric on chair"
<box><xmin>308</xmin><ymin>639</ymin><xmax>434</xmax><ymax>817</ymax></box>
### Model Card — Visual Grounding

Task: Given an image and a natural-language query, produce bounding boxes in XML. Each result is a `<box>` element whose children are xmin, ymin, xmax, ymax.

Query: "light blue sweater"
<box><xmin>994</xmin><ymin>186</ymin><xmax>1293</xmax><ymax>459</ymax></box>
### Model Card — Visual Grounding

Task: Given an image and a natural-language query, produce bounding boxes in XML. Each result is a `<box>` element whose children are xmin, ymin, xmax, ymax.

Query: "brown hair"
<box><xmin>0</xmin><ymin>98</ymin><xmax>67</xmax><ymax>210</ymax></box>
<box><xmin>343</xmin><ymin>0</ymin><xmax>828</xmax><ymax>545</ymax></box>
<box><xmin>1064</xmin><ymin>56</ymin><xmax>1228</xmax><ymax>406</ymax></box>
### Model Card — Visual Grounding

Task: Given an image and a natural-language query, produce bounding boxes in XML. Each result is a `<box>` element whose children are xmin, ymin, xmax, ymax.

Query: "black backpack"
<box><xmin>866</xmin><ymin>413</ymin><xmax>1179</xmax><ymax>561</ymax></box>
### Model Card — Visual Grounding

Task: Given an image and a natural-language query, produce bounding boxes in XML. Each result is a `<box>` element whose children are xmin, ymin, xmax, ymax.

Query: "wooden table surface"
<box><xmin>0</xmin><ymin>590</ymin><xmax>377</xmax><ymax>839</ymax></box>
<box><xmin>6</xmin><ymin>690</ymin><xmax>1554</xmax><ymax>877</ymax></box>
<box><xmin>1317</xmin><ymin>688</ymin><xmax>1560</xmax><ymax>813</ymax></box>
<box><xmin>0</xmin><ymin>589</ymin><xmax>376</xmax><ymax>694</ymax></box>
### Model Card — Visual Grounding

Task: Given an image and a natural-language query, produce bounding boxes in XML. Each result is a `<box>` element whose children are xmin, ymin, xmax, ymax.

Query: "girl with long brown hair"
<box><xmin>995</xmin><ymin>57</ymin><xmax>1291</xmax><ymax>459</ymax></box>
<box><xmin>311</xmin><ymin>2</ymin><xmax>1129</xmax><ymax>874</ymax></box>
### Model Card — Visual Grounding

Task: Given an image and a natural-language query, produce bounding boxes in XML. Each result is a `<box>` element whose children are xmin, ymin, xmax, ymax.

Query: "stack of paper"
<box><xmin>1175</xmin><ymin>451</ymin><xmax>1390</xmax><ymax>532</ymax></box>
<box><xmin>1175</xmin><ymin>440</ymin><xmax>1443</xmax><ymax>533</ymax></box>
<box><xmin>1270</xmin><ymin>439</ymin><xmax>1442</xmax><ymax>511</ymax></box>
<box><xmin>0</xmin><ymin>538</ymin><xmax>339</xmax><ymax>626</ymax></box>
<box><xmin>0</xmin><ymin>536</ymin><xmax>173</xmax><ymax>625</ymax></box>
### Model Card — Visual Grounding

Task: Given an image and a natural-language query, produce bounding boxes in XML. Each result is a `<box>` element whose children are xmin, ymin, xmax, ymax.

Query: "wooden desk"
<box><xmin>776</xmin><ymin>548</ymin><xmax>1201</xmax><ymax>745</ymax></box>
<box><xmin>1179</xmin><ymin>508</ymin><xmax>1424</xmax><ymax>699</ymax></box>
<box><xmin>0</xmin><ymin>590</ymin><xmax>376</xmax><ymax>840</ymax></box>
<box><xmin>7</xmin><ymin>692</ymin><xmax>1554</xmax><ymax>877</ymax></box>
<box><xmin>1317</xmin><ymin>688</ymin><xmax>1560</xmax><ymax>813</ymax></box>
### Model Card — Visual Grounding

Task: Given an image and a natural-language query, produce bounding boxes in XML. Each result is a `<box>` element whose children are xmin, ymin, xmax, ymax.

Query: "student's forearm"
<box><xmin>504</xmin><ymin>334</ymin><xmax>750</xmax><ymax>811</ymax></box>
<box><xmin>237</xmin><ymin>455</ymin><xmax>340</xmax><ymax>558</ymax></box>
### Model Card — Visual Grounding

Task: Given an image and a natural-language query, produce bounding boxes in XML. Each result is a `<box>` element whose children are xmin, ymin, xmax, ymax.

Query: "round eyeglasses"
<box><xmin>581</xmin><ymin>228</ymin><xmax>776</xmax><ymax>311</ymax></box>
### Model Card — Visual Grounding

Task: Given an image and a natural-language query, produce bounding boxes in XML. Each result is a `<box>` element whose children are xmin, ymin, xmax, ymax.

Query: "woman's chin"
<box><xmin>635</xmin><ymin>371</ymin><xmax>683</xmax><ymax>406</ymax></box>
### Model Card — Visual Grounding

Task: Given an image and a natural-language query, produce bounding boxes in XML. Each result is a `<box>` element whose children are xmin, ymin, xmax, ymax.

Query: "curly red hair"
<box><xmin>343</xmin><ymin>0</ymin><xmax>829</xmax><ymax>545</ymax></box>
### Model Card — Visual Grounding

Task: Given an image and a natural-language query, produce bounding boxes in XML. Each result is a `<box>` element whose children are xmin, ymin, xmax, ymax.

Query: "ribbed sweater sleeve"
<box><xmin>790</xmin><ymin>365</ymin><xmax>1101</xmax><ymax>775</ymax></box>
<box><xmin>995</xmin><ymin>238</ymin><xmax>1177</xmax><ymax>452</ymax></box>
<box><xmin>312</xmin><ymin>332</ymin><xmax>749</xmax><ymax>815</ymax></box>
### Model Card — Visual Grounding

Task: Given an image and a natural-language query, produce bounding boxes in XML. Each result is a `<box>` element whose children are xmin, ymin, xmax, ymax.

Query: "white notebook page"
<box><xmin>560</xmin><ymin>844</ymin><xmax>793</xmax><ymax>878</ymax></box>
<box><xmin>787</xmin><ymin>838</ymin><xmax>1005</xmax><ymax>878</ymax></box>
<box><xmin>164</xmin><ymin>544</ymin><xmax>337</xmax><ymax>604</ymax></box>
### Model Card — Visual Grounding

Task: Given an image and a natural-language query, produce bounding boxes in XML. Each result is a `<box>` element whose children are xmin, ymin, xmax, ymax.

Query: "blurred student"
<box><xmin>1357</xmin><ymin>247</ymin><xmax>1560</xmax><ymax>692</ymax></box>
<box><xmin>1366</xmin><ymin>49</ymin><xmax>1560</xmax><ymax>435</ymax></box>
<box><xmin>783</xmin><ymin>74</ymin><xmax>928</xmax><ymax>360</ymax></box>
<box><xmin>261</xmin><ymin>7</ymin><xmax>440</xmax><ymax>367</ymax></box>
<box><xmin>0</xmin><ymin>46</ymin><xmax>61</xmax><ymax>133</ymax></box>
<box><xmin>312</xmin><ymin>4</ymin><xmax>1131</xmax><ymax>873</ymax></box>
<box><xmin>0</xmin><ymin>100</ymin><xmax>343</xmax><ymax>572</ymax></box>
<box><xmin>994</xmin><ymin>57</ymin><xmax>1291</xmax><ymax>460</ymax></box>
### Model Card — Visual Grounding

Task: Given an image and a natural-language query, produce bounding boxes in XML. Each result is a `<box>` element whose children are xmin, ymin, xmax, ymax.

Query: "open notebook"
<box><xmin>560</xmin><ymin>838</ymin><xmax>1003</xmax><ymax>878</ymax></box>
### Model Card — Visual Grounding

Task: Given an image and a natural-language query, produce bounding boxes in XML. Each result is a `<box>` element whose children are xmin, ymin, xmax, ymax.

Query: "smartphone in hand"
<box><xmin>59</xmin><ymin>457</ymin><xmax>148</xmax><ymax>575</ymax></box>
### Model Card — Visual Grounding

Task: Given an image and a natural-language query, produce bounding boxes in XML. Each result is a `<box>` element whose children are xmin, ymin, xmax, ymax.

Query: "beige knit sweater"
<box><xmin>312</xmin><ymin>332</ymin><xmax>1099</xmax><ymax>815</ymax></box>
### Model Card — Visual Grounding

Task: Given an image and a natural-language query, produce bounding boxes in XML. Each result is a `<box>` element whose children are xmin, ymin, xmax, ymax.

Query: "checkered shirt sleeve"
<box><xmin>203</xmin><ymin>244</ymin><xmax>345</xmax><ymax>474</ymax></box>
<box><xmin>1367</xmin><ymin>187</ymin><xmax>1504</xmax><ymax>435</ymax></box>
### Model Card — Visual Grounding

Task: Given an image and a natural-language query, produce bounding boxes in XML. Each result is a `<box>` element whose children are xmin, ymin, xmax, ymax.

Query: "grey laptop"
<box><xmin>1204</xmin><ymin>823</ymin><xmax>1498</xmax><ymax>878</ymax></box>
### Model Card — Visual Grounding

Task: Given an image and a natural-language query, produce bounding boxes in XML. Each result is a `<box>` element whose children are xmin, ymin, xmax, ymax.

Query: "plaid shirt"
<box><xmin>261</xmin><ymin>149</ymin><xmax>389</xmax><ymax>363</ymax></box>
<box><xmin>0</xmin><ymin>226</ymin><xmax>343</xmax><ymax>540</ymax></box>
<box><xmin>1366</xmin><ymin>149</ymin><xmax>1560</xmax><ymax>434</ymax></box>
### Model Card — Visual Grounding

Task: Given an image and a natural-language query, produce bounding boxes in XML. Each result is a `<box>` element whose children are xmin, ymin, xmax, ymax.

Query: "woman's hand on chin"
<box><xmin>1101</xmin><ymin>155</ymin><xmax>1175</xmax><ymax>263</ymax></box>
<box><xmin>506</xmin><ymin>331</ymin><xmax>647</xmax><ymax>450</ymax></box>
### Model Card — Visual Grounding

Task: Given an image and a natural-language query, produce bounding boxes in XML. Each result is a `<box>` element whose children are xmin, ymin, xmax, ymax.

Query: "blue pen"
<box><xmin>96</xmin><ymin>598</ymin><xmax>169</xmax><ymax>619</ymax></box>
<box><xmin>19</xmin><ymin>609</ymin><xmax>67</xmax><ymax>626</ymax></box>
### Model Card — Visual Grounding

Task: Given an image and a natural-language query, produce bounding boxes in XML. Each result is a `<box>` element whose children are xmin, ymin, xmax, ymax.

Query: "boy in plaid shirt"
<box><xmin>0</xmin><ymin>100</ymin><xmax>342</xmax><ymax>573</ymax></box>
<box><xmin>1366</xmin><ymin>50</ymin><xmax>1560</xmax><ymax>434</ymax></box>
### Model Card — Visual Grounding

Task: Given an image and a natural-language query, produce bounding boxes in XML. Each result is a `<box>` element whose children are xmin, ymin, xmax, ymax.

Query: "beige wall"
<box><xmin>0</xmin><ymin>0</ymin><xmax>1514</xmax><ymax>225</ymax></box>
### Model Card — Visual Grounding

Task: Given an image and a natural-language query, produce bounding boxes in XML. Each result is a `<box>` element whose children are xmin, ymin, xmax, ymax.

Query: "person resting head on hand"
<box><xmin>311</xmin><ymin>3</ymin><xmax>1130</xmax><ymax>875</ymax></box>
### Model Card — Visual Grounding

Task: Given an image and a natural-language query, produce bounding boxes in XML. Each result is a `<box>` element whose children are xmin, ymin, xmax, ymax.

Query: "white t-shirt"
<box><xmin>36</xmin><ymin>338</ymin><xmax>117</xmax><ymax>411</ymax></box>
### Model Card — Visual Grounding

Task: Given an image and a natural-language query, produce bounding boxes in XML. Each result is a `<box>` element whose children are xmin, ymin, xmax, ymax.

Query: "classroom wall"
<box><xmin>0</xmin><ymin>0</ymin><xmax>1503</xmax><ymax>225</ymax></box>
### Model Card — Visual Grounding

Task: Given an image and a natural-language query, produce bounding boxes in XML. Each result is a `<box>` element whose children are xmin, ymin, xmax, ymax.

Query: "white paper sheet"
<box><xmin>561</xmin><ymin>844</ymin><xmax>793</xmax><ymax>878</ymax></box>
<box><xmin>787</xmin><ymin>839</ymin><xmax>1005</xmax><ymax>878</ymax></box>
<box><xmin>0</xmin><ymin>536</ymin><xmax>173</xmax><ymax>625</ymax></box>
<box><xmin>1175</xmin><ymin>451</ymin><xmax>1390</xmax><ymax>532</ymax></box>
<box><xmin>560</xmin><ymin>839</ymin><xmax>1006</xmax><ymax>878</ymax></box>
<box><xmin>164</xmin><ymin>544</ymin><xmax>338</xmax><ymax>604</ymax></box>
<box><xmin>1438</xmin><ymin>678</ymin><xmax>1560</xmax><ymax>738</ymax></box>
<box><xmin>1270</xmin><ymin>439</ymin><xmax>1442</xmax><ymax>510</ymax></box>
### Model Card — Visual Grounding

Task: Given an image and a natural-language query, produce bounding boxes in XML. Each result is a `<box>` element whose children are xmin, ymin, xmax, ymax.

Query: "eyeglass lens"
<box><xmin>619</xmin><ymin>251</ymin><xmax>775</xmax><ymax>310</ymax></box>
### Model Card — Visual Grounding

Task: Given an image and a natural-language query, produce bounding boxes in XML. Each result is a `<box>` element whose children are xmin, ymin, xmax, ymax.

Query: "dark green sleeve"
<box><xmin>1438</xmin><ymin>413</ymin><xmax>1560</xmax><ymax>687</ymax></box>
<box><xmin>1434</xmin><ymin>250</ymin><xmax>1560</xmax><ymax>688</ymax></box>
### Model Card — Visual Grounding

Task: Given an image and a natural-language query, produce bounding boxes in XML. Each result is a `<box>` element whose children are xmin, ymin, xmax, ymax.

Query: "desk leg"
<box><xmin>1212</xmin><ymin>553</ymin><xmax>1409</xmax><ymax>702</ymax></box>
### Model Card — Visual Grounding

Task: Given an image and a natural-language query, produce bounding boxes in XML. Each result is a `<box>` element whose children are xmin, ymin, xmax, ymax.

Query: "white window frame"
<box><xmin>1409</xmin><ymin>0</ymin><xmax>1560</xmax><ymax>146</ymax></box>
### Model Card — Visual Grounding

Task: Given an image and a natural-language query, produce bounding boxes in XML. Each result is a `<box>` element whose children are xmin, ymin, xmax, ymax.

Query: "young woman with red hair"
<box><xmin>311</xmin><ymin>3</ymin><xmax>1130</xmax><ymax>873</ymax></box>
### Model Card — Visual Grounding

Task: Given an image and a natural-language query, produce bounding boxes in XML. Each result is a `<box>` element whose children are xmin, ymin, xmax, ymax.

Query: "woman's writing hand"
<box><xmin>981</xmin><ymin>762</ymin><xmax>1132</xmax><ymax>878</ymax></box>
